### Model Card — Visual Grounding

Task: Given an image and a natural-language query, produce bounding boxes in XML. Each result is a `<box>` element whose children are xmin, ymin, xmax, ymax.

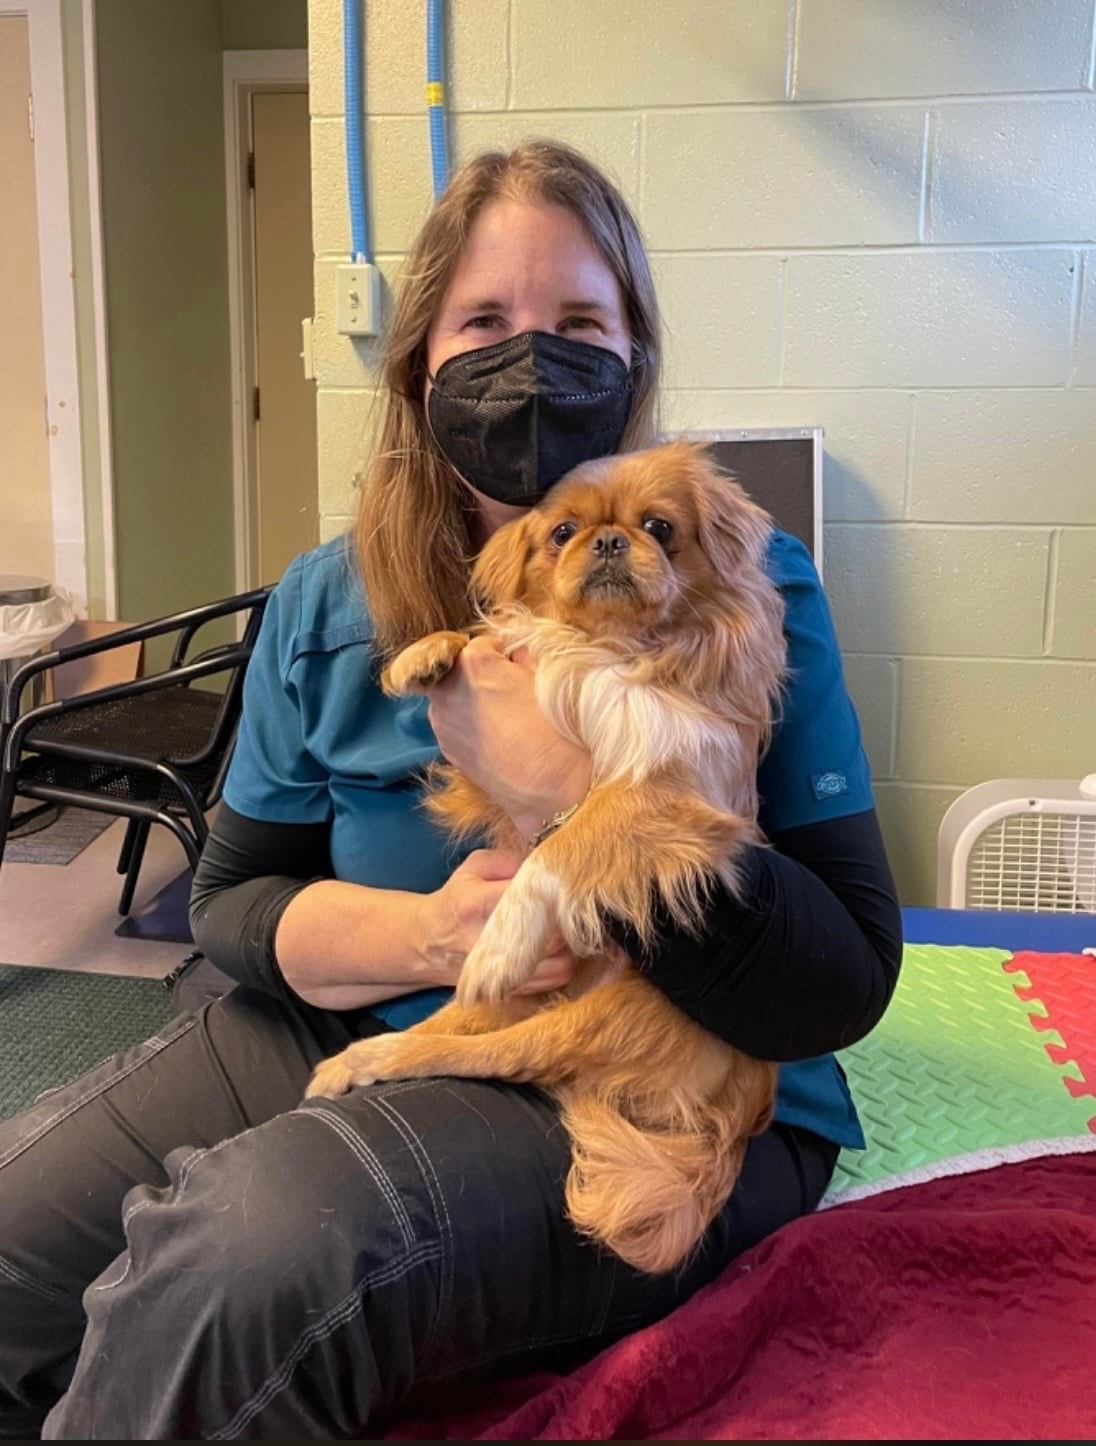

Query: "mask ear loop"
<box><xmin>422</xmin><ymin>371</ymin><xmax>478</xmax><ymax>505</ymax></box>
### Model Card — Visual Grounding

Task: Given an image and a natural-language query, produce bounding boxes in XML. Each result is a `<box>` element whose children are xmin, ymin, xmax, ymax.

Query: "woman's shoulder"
<box><xmin>763</xmin><ymin>528</ymin><xmax>820</xmax><ymax>593</ymax></box>
<box><xmin>762</xmin><ymin>528</ymin><xmax>839</xmax><ymax>668</ymax></box>
<box><xmin>271</xmin><ymin>535</ymin><xmax>374</xmax><ymax>660</ymax></box>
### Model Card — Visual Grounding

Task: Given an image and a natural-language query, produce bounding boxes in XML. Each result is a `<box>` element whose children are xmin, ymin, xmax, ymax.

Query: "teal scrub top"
<box><xmin>224</xmin><ymin>530</ymin><xmax>871</xmax><ymax>1150</ymax></box>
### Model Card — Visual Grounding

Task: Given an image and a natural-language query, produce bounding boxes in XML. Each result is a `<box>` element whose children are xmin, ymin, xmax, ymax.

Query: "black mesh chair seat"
<box><xmin>26</xmin><ymin>688</ymin><xmax>222</xmax><ymax>770</ymax></box>
<box><xmin>0</xmin><ymin>587</ymin><xmax>271</xmax><ymax>916</ymax></box>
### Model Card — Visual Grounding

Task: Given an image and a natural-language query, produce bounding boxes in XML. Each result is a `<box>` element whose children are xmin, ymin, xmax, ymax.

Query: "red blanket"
<box><xmin>388</xmin><ymin>1153</ymin><xmax>1096</xmax><ymax>1440</ymax></box>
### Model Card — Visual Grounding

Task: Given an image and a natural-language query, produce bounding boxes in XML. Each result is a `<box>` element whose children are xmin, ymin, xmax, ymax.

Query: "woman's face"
<box><xmin>426</xmin><ymin>198</ymin><xmax>631</xmax><ymax>376</ymax></box>
<box><xmin>425</xmin><ymin>198</ymin><xmax>632</xmax><ymax>531</ymax></box>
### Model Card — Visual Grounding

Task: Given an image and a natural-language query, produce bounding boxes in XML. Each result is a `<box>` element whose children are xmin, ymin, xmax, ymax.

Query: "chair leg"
<box><xmin>0</xmin><ymin>768</ymin><xmax>16</xmax><ymax>871</ymax></box>
<box><xmin>116</xmin><ymin>817</ymin><xmax>141</xmax><ymax>876</ymax></box>
<box><xmin>117</xmin><ymin>818</ymin><xmax>151</xmax><ymax>916</ymax></box>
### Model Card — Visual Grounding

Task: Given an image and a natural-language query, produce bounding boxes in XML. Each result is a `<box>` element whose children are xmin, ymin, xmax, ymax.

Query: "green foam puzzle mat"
<box><xmin>826</xmin><ymin>944</ymin><xmax>1095</xmax><ymax>1201</ymax></box>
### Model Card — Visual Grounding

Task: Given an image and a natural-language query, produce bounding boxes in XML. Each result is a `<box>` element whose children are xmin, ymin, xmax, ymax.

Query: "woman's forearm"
<box><xmin>618</xmin><ymin>809</ymin><xmax>903</xmax><ymax>1062</ymax></box>
<box><xmin>274</xmin><ymin>880</ymin><xmax>441</xmax><ymax>1008</ymax></box>
<box><xmin>189</xmin><ymin>805</ymin><xmax>527</xmax><ymax>1012</ymax></box>
<box><xmin>190</xmin><ymin>805</ymin><xmax>449</xmax><ymax>1010</ymax></box>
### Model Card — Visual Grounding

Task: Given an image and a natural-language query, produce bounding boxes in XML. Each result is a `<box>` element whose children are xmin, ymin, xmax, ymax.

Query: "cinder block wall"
<box><xmin>308</xmin><ymin>0</ymin><xmax>1096</xmax><ymax>904</ymax></box>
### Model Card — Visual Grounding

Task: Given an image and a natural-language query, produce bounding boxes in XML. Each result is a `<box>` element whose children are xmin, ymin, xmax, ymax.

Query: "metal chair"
<box><xmin>0</xmin><ymin>587</ymin><xmax>271</xmax><ymax>915</ymax></box>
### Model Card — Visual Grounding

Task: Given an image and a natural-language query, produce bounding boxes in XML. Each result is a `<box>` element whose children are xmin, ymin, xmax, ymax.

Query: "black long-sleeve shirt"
<box><xmin>191</xmin><ymin>529</ymin><xmax>903</xmax><ymax>1153</ymax></box>
<box><xmin>190</xmin><ymin>800</ymin><xmax>901</xmax><ymax>1065</ymax></box>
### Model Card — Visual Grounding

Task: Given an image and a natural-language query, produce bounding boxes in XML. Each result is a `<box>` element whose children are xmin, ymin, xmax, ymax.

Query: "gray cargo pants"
<box><xmin>0</xmin><ymin>985</ymin><xmax>836</xmax><ymax>1439</ymax></box>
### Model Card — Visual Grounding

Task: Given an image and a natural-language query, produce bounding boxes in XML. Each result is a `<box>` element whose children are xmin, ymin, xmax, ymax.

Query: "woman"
<box><xmin>0</xmin><ymin>142</ymin><xmax>901</xmax><ymax>1440</ymax></box>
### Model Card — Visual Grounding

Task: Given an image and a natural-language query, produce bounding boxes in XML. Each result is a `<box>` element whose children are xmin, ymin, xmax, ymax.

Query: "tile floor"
<box><xmin>0</xmin><ymin>816</ymin><xmax>194</xmax><ymax>978</ymax></box>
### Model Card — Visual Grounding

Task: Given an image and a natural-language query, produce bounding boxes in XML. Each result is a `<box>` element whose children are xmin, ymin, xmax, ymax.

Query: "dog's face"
<box><xmin>472</xmin><ymin>441</ymin><xmax>771</xmax><ymax>638</ymax></box>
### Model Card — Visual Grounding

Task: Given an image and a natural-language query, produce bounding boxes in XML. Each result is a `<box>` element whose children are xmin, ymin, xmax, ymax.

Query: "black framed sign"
<box><xmin>678</xmin><ymin>427</ymin><xmax>824</xmax><ymax>574</ymax></box>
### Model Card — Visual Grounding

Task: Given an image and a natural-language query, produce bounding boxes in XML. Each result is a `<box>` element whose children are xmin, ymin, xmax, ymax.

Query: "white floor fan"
<box><xmin>937</xmin><ymin>774</ymin><xmax>1096</xmax><ymax>914</ymax></box>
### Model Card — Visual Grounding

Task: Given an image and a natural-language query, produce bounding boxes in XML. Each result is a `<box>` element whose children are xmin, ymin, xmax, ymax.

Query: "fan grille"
<box><xmin>966</xmin><ymin>809</ymin><xmax>1096</xmax><ymax>913</ymax></box>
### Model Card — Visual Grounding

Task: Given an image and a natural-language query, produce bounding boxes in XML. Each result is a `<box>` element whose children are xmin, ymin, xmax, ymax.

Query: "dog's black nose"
<box><xmin>592</xmin><ymin>530</ymin><xmax>630</xmax><ymax>558</ymax></box>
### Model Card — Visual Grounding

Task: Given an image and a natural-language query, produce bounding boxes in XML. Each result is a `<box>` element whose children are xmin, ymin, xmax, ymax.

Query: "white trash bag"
<box><xmin>0</xmin><ymin>585</ymin><xmax>76</xmax><ymax>662</ymax></box>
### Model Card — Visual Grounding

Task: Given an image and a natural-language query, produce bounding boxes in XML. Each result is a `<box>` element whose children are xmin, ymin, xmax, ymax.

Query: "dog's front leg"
<box><xmin>457</xmin><ymin>778</ymin><xmax>748</xmax><ymax>1007</ymax></box>
<box><xmin>380</xmin><ymin>630</ymin><xmax>471</xmax><ymax>696</ymax></box>
<box><xmin>455</xmin><ymin>849</ymin><xmax>563</xmax><ymax>1006</ymax></box>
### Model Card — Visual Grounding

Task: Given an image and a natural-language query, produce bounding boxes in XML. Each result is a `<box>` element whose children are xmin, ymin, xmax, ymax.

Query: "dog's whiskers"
<box><xmin>678</xmin><ymin>586</ymin><xmax>710</xmax><ymax>626</ymax></box>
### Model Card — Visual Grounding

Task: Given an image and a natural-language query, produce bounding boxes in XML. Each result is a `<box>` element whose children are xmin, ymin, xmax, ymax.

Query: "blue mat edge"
<box><xmin>902</xmin><ymin>907</ymin><xmax>1096</xmax><ymax>953</ymax></box>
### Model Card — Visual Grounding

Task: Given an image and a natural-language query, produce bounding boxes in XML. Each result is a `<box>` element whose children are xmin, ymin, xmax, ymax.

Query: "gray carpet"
<box><xmin>3</xmin><ymin>806</ymin><xmax>115</xmax><ymax>865</ymax></box>
<box><xmin>0</xmin><ymin>965</ymin><xmax>172</xmax><ymax>1121</ymax></box>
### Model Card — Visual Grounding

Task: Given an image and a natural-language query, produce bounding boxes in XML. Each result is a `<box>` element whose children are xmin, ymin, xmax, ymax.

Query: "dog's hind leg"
<box><xmin>305</xmin><ymin>997</ymin><xmax>579</xmax><ymax>1099</ymax></box>
<box><xmin>306</xmin><ymin>978</ymin><xmax>652</xmax><ymax>1100</ymax></box>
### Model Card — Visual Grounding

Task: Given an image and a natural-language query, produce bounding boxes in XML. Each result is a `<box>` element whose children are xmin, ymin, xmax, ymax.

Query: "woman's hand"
<box><xmin>427</xmin><ymin>637</ymin><xmax>592</xmax><ymax>844</ymax></box>
<box><xmin>421</xmin><ymin>848</ymin><xmax>575</xmax><ymax>995</ymax></box>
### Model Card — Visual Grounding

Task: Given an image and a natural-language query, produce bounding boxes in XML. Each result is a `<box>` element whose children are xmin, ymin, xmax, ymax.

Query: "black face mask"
<box><xmin>427</xmin><ymin>330</ymin><xmax>634</xmax><ymax>507</ymax></box>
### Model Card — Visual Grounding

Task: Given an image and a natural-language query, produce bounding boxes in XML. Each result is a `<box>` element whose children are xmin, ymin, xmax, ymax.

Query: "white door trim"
<box><xmin>1</xmin><ymin>0</ymin><xmax>87</xmax><ymax>610</ymax></box>
<box><xmin>223</xmin><ymin>49</ymin><xmax>309</xmax><ymax>593</ymax></box>
<box><xmin>82</xmin><ymin>0</ymin><xmax>116</xmax><ymax>617</ymax></box>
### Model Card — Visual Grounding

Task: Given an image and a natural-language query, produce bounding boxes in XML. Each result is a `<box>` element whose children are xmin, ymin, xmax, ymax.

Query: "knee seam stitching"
<box><xmin>365</xmin><ymin>1093</ymin><xmax>454</xmax><ymax>1365</ymax></box>
<box><xmin>0</xmin><ymin>1018</ymin><xmax>199</xmax><ymax>1173</ymax></box>
<box><xmin>116</xmin><ymin>1138</ymin><xmax>228</xmax><ymax>1233</ymax></box>
<box><xmin>205</xmin><ymin>1240</ymin><xmax>443</xmax><ymax>1440</ymax></box>
<box><xmin>0</xmin><ymin>1249</ymin><xmax>79</xmax><ymax>1311</ymax></box>
<box><xmin>92</xmin><ymin>1137</ymin><xmax>255</xmax><ymax>1295</ymax></box>
<box><xmin>90</xmin><ymin>1249</ymin><xmax>133</xmax><ymax>1294</ymax></box>
<box><xmin>293</xmin><ymin>1104</ymin><xmax>415</xmax><ymax>1249</ymax></box>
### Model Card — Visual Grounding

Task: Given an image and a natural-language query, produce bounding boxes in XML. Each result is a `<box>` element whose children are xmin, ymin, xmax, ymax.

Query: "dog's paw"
<box><xmin>304</xmin><ymin>1038</ymin><xmax>405</xmax><ymax>1098</ymax></box>
<box><xmin>381</xmin><ymin>633</ymin><xmax>468</xmax><ymax>697</ymax></box>
<box><xmin>304</xmin><ymin>1054</ymin><xmax>358</xmax><ymax>1099</ymax></box>
<box><xmin>455</xmin><ymin>938</ymin><xmax>532</xmax><ymax>1008</ymax></box>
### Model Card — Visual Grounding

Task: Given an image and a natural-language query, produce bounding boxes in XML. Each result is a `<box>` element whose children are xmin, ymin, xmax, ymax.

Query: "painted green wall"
<box><xmin>222</xmin><ymin>0</ymin><xmax>307</xmax><ymax>50</ymax></box>
<box><xmin>95</xmin><ymin>0</ymin><xmax>234</xmax><ymax>633</ymax></box>
<box><xmin>308</xmin><ymin>0</ymin><xmax>1096</xmax><ymax>906</ymax></box>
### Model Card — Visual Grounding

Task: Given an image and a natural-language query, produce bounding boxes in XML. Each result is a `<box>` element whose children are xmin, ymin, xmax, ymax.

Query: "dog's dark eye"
<box><xmin>643</xmin><ymin>517</ymin><xmax>674</xmax><ymax>547</ymax></box>
<box><xmin>550</xmin><ymin>521</ymin><xmax>578</xmax><ymax>547</ymax></box>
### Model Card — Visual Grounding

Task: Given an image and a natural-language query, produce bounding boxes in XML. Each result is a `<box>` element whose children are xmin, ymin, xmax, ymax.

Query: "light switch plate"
<box><xmin>300</xmin><ymin>317</ymin><xmax>315</xmax><ymax>379</ymax></box>
<box><xmin>337</xmin><ymin>263</ymin><xmax>381</xmax><ymax>336</ymax></box>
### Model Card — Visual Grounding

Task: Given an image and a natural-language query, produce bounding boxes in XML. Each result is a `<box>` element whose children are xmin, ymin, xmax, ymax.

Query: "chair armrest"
<box><xmin>2</xmin><ymin>588</ymin><xmax>270</xmax><ymax>725</ymax></box>
<box><xmin>175</xmin><ymin>642</ymin><xmax>242</xmax><ymax>673</ymax></box>
<box><xmin>171</xmin><ymin>620</ymin><xmax>260</xmax><ymax>670</ymax></box>
<box><xmin>4</xmin><ymin>644</ymin><xmax>248</xmax><ymax>746</ymax></box>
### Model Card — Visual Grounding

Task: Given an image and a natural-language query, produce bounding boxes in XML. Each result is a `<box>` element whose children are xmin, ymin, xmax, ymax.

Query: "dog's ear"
<box><xmin>471</xmin><ymin>513</ymin><xmax>532</xmax><ymax>609</ymax></box>
<box><xmin>691</xmin><ymin>450</ymin><xmax>772</xmax><ymax>586</ymax></box>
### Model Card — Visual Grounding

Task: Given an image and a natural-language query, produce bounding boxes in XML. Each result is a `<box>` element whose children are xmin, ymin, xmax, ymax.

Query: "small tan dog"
<box><xmin>307</xmin><ymin>441</ymin><xmax>786</xmax><ymax>1274</ymax></box>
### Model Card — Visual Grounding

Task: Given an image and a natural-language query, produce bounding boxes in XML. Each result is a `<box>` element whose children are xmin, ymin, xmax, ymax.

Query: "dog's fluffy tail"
<box><xmin>558</xmin><ymin>1086</ymin><xmax>758</xmax><ymax>1276</ymax></box>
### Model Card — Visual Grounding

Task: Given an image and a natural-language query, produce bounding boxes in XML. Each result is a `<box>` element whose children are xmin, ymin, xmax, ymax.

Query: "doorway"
<box><xmin>0</xmin><ymin>13</ymin><xmax>52</xmax><ymax>579</ymax></box>
<box><xmin>224</xmin><ymin>50</ymin><xmax>316</xmax><ymax>591</ymax></box>
<box><xmin>0</xmin><ymin>0</ymin><xmax>85</xmax><ymax>608</ymax></box>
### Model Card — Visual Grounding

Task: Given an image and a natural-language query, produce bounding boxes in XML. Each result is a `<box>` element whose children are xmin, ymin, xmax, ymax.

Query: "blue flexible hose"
<box><xmin>427</xmin><ymin>0</ymin><xmax>450</xmax><ymax>202</ymax></box>
<box><xmin>344</xmin><ymin>0</ymin><xmax>370</xmax><ymax>261</ymax></box>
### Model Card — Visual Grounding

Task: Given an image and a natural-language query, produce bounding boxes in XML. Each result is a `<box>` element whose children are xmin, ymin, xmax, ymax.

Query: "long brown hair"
<box><xmin>355</xmin><ymin>140</ymin><xmax>662</xmax><ymax>659</ymax></box>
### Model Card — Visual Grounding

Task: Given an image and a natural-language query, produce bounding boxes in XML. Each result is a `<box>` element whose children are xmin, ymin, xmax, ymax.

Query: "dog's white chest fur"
<box><xmin>491</xmin><ymin>612</ymin><xmax>755</xmax><ymax>820</ymax></box>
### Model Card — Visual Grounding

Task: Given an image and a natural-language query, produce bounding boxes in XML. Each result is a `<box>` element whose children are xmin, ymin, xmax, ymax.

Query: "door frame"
<box><xmin>223</xmin><ymin>48</ymin><xmax>309</xmax><ymax>593</ymax></box>
<box><xmin>82</xmin><ymin>0</ymin><xmax>116</xmax><ymax>616</ymax></box>
<box><xmin>1</xmin><ymin>0</ymin><xmax>88</xmax><ymax>610</ymax></box>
